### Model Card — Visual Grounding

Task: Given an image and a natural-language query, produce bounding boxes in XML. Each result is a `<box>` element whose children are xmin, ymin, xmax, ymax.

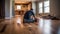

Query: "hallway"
<box><xmin>0</xmin><ymin>16</ymin><xmax>60</xmax><ymax>34</ymax></box>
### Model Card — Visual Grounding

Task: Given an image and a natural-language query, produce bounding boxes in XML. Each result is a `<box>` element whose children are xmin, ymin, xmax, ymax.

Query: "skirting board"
<box><xmin>5</xmin><ymin>16</ymin><xmax>13</xmax><ymax>19</ymax></box>
<box><xmin>5</xmin><ymin>17</ymin><xmax>10</xmax><ymax>19</ymax></box>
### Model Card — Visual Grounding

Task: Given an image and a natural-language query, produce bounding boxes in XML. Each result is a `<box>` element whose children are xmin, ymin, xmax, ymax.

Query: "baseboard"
<box><xmin>5</xmin><ymin>16</ymin><xmax>14</xmax><ymax>19</ymax></box>
<box><xmin>5</xmin><ymin>17</ymin><xmax>10</xmax><ymax>19</ymax></box>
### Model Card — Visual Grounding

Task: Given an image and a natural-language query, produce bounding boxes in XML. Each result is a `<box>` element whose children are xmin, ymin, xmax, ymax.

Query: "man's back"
<box><xmin>24</xmin><ymin>10</ymin><xmax>34</xmax><ymax>19</ymax></box>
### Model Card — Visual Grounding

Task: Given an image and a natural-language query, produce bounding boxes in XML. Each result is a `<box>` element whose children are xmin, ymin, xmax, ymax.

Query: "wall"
<box><xmin>10</xmin><ymin>0</ymin><xmax>13</xmax><ymax>18</ymax></box>
<box><xmin>35</xmin><ymin>0</ymin><xmax>60</xmax><ymax>17</ymax></box>
<box><xmin>50</xmin><ymin>0</ymin><xmax>60</xmax><ymax>18</ymax></box>
<box><xmin>15</xmin><ymin>4</ymin><xmax>32</xmax><ymax>11</ymax></box>
<box><xmin>5</xmin><ymin>0</ymin><xmax>10</xmax><ymax>19</ymax></box>
<box><xmin>32</xmin><ymin>2</ymin><xmax>36</xmax><ymax>15</ymax></box>
<box><xmin>5</xmin><ymin>0</ymin><xmax>13</xmax><ymax>19</ymax></box>
<box><xmin>36</xmin><ymin>2</ymin><xmax>39</xmax><ymax>15</ymax></box>
<box><xmin>12</xmin><ymin>0</ymin><xmax>15</xmax><ymax>17</ymax></box>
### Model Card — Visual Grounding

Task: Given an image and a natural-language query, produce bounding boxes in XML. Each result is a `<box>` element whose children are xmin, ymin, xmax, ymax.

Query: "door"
<box><xmin>0</xmin><ymin>0</ymin><xmax>5</xmax><ymax>19</ymax></box>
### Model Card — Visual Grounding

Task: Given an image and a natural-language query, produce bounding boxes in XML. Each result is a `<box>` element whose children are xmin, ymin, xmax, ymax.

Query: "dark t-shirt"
<box><xmin>24</xmin><ymin>10</ymin><xmax>35</xmax><ymax>19</ymax></box>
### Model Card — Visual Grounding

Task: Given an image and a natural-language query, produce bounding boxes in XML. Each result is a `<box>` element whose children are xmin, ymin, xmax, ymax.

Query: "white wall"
<box><xmin>35</xmin><ymin>2</ymin><xmax>39</xmax><ymax>15</ymax></box>
<box><xmin>10</xmin><ymin>0</ymin><xmax>13</xmax><ymax>18</ymax></box>
<box><xmin>32</xmin><ymin>2</ymin><xmax>36</xmax><ymax>15</ymax></box>
<box><xmin>5</xmin><ymin>0</ymin><xmax>10</xmax><ymax>19</ymax></box>
<box><xmin>5</xmin><ymin>0</ymin><xmax>13</xmax><ymax>19</ymax></box>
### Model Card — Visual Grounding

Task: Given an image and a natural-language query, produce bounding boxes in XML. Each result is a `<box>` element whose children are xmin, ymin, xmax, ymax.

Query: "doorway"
<box><xmin>0</xmin><ymin>0</ymin><xmax>5</xmax><ymax>19</ymax></box>
<box><xmin>14</xmin><ymin>1</ymin><xmax>32</xmax><ymax>16</ymax></box>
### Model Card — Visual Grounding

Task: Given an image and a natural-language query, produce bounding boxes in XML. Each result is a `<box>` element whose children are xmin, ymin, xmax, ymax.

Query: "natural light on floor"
<box><xmin>39</xmin><ymin>18</ymin><xmax>51</xmax><ymax>34</ymax></box>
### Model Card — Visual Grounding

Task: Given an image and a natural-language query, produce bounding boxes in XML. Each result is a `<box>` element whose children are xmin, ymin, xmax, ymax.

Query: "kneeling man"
<box><xmin>23</xmin><ymin>9</ymin><xmax>37</xmax><ymax>23</ymax></box>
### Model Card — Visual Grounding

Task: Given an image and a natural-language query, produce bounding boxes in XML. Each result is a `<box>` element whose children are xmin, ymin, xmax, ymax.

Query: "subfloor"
<box><xmin>0</xmin><ymin>15</ymin><xmax>60</xmax><ymax>34</ymax></box>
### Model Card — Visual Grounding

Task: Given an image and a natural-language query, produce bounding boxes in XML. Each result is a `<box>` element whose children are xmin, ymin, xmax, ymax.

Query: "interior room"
<box><xmin>0</xmin><ymin>0</ymin><xmax>60</xmax><ymax>34</ymax></box>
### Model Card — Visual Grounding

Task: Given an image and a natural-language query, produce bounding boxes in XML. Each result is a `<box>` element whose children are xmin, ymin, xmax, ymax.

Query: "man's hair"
<box><xmin>30</xmin><ymin>8</ymin><xmax>33</xmax><ymax>10</ymax></box>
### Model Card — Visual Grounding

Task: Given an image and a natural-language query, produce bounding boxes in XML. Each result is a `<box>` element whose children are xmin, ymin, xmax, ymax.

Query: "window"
<box><xmin>39</xmin><ymin>0</ymin><xmax>50</xmax><ymax>13</ymax></box>
<box><xmin>17</xmin><ymin>5</ymin><xmax>21</xmax><ymax>10</ymax></box>
<box><xmin>44</xmin><ymin>1</ymin><xmax>50</xmax><ymax>13</ymax></box>
<box><xmin>39</xmin><ymin>2</ymin><xmax>43</xmax><ymax>13</ymax></box>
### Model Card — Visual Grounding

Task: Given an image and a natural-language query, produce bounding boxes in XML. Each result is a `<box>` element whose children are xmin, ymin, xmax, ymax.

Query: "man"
<box><xmin>23</xmin><ymin>9</ymin><xmax>37</xmax><ymax>23</ymax></box>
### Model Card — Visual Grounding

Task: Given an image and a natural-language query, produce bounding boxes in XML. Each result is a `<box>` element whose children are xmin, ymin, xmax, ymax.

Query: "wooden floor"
<box><xmin>0</xmin><ymin>15</ymin><xmax>60</xmax><ymax>34</ymax></box>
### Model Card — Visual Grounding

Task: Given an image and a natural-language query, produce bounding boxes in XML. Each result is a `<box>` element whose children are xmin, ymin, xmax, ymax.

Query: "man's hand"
<box><xmin>30</xmin><ymin>15</ymin><xmax>35</xmax><ymax>20</ymax></box>
<box><xmin>35</xmin><ymin>16</ymin><xmax>40</xmax><ymax>20</ymax></box>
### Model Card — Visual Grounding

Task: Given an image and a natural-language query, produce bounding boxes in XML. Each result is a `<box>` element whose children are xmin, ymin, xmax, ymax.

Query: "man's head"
<box><xmin>30</xmin><ymin>8</ymin><xmax>33</xmax><ymax>10</ymax></box>
<box><xmin>30</xmin><ymin>8</ymin><xmax>33</xmax><ymax>11</ymax></box>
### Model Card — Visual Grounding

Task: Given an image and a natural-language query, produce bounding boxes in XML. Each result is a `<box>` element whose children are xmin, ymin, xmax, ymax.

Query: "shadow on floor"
<box><xmin>0</xmin><ymin>24</ymin><xmax>7</xmax><ymax>33</ymax></box>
